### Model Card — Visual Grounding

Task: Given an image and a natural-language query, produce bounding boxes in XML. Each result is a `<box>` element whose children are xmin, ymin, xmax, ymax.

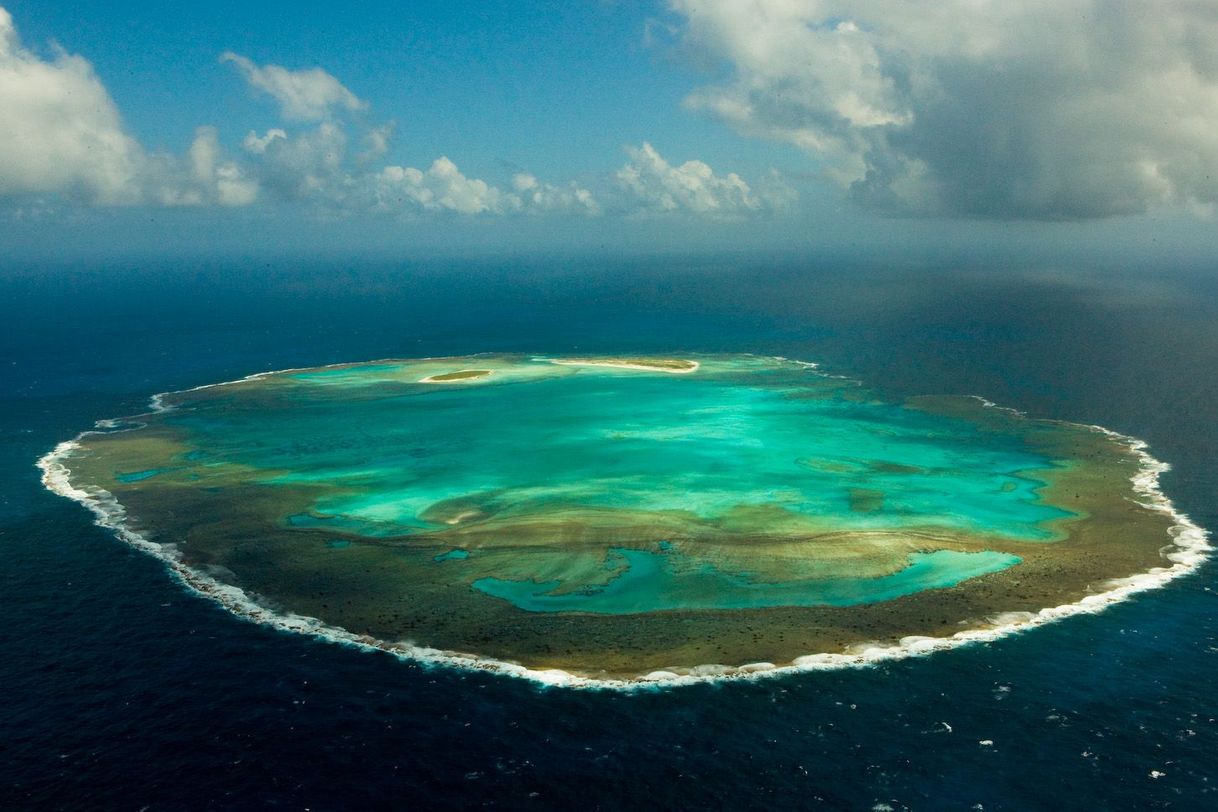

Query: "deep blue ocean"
<box><xmin>2</xmin><ymin>255</ymin><xmax>1216</xmax><ymax>809</ymax></box>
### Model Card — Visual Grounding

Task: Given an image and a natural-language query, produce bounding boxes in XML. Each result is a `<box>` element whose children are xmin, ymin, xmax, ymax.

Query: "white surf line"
<box><xmin>146</xmin><ymin>351</ymin><xmax>542</xmax><ymax>408</ymax></box>
<box><xmin>35</xmin><ymin>356</ymin><xmax>1212</xmax><ymax>692</ymax></box>
<box><xmin>967</xmin><ymin>394</ymin><xmax>1028</xmax><ymax>418</ymax></box>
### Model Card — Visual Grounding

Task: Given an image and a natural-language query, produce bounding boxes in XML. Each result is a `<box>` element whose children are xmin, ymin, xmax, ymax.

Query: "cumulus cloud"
<box><xmin>374</xmin><ymin>157</ymin><xmax>510</xmax><ymax>215</ymax></box>
<box><xmin>185</xmin><ymin>127</ymin><xmax>259</xmax><ymax>206</ymax></box>
<box><xmin>0</xmin><ymin>7</ymin><xmax>144</xmax><ymax>203</ymax></box>
<box><xmin>243</xmin><ymin>122</ymin><xmax>349</xmax><ymax>201</ymax></box>
<box><xmin>0</xmin><ymin>10</ymin><xmax>258</xmax><ymax>208</ymax></box>
<box><xmin>512</xmin><ymin>172</ymin><xmax>600</xmax><ymax>215</ymax></box>
<box><xmin>242</xmin><ymin>128</ymin><xmax>287</xmax><ymax>154</ymax></box>
<box><xmin>221</xmin><ymin>52</ymin><xmax>366</xmax><ymax>121</ymax></box>
<box><xmin>1</xmin><ymin>6</ymin><xmax>767</xmax><ymax>223</ymax></box>
<box><xmin>369</xmin><ymin>158</ymin><xmax>599</xmax><ymax>216</ymax></box>
<box><xmin>140</xmin><ymin>127</ymin><xmax>258</xmax><ymax>207</ymax></box>
<box><xmin>0</xmin><ymin>5</ymin><xmax>597</xmax><ymax>219</ymax></box>
<box><xmin>670</xmin><ymin>0</ymin><xmax>1218</xmax><ymax>220</ymax></box>
<box><xmin>615</xmin><ymin>142</ymin><xmax>789</xmax><ymax>215</ymax></box>
<box><xmin>238</xmin><ymin>124</ymin><xmax>599</xmax><ymax>218</ymax></box>
<box><xmin>357</xmin><ymin>123</ymin><xmax>394</xmax><ymax>163</ymax></box>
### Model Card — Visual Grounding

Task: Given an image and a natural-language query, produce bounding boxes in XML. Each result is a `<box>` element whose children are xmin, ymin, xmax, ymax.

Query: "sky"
<box><xmin>2</xmin><ymin>0</ymin><xmax>1218</xmax><ymax>262</ymax></box>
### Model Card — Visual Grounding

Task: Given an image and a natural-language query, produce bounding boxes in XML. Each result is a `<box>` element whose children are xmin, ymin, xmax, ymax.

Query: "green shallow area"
<box><xmin>61</xmin><ymin>354</ymin><xmax>1172</xmax><ymax>677</ymax></box>
<box><xmin>472</xmin><ymin>549</ymin><xmax>1023</xmax><ymax>613</ymax></box>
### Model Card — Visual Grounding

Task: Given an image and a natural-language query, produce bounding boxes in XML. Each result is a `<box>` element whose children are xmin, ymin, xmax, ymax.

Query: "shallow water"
<box><xmin>472</xmin><ymin>548</ymin><xmax>1023</xmax><ymax>613</ymax></box>
<box><xmin>160</xmin><ymin>356</ymin><xmax>1074</xmax><ymax>540</ymax></box>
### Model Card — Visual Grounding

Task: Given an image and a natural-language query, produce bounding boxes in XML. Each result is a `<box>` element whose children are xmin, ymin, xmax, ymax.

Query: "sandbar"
<box><xmin>549</xmin><ymin>357</ymin><xmax>700</xmax><ymax>373</ymax></box>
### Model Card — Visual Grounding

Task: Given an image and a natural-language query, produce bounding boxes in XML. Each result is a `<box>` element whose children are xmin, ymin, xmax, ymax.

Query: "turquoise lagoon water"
<box><xmin>472</xmin><ymin>548</ymin><xmax>1022</xmax><ymax>613</ymax></box>
<box><xmin>115</xmin><ymin>468</ymin><xmax>169</xmax><ymax>483</ymax></box>
<box><xmin>150</xmin><ymin>355</ymin><xmax>1074</xmax><ymax>612</ymax></box>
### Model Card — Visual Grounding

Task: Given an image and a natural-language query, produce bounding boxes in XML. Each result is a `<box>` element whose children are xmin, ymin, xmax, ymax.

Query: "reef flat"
<box><xmin>42</xmin><ymin>355</ymin><xmax>1199</xmax><ymax>683</ymax></box>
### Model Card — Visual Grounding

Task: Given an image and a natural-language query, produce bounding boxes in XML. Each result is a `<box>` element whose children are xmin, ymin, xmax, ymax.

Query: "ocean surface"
<box><xmin>2</xmin><ymin>255</ymin><xmax>1216</xmax><ymax>808</ymax></box>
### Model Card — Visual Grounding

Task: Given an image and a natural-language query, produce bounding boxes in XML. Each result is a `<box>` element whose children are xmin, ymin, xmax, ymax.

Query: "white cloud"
<box><xmin>365</xmin><ymin>159</ymin><xmax>601</xmax><ymax>216</ymax></box>
<box><xmin>243</xmin><ymin>127</ymin><xmax>599</xmax><ymax>218</ymax></box>
<box><xmin>0</xmin><ymin>9</ymin><xmax>259</xmax><ymax>208</ymax></box>
<box><xmin>512</xmin><ymin>173</ymin><xmax>600</xmax><ymax>215</ymax></box>
<box><xmin>140</xmin><ymin>128</ymin><xmax>258</xmax><ymax>207</ymax></box>
<box><xmin>0</xmin><ymin>5</ymin><xmax>597</xmax><ymax>219</ymax></box>
<box><xmin>615</xmin><ymin>142</ymin><xmax>787</xmax><ymax>215</ymax></box>
<box><xmin>670</xmin><ymin>0</ymin><xmax>1218</xmax><ymax>220</ymax></box>
<box><xmin>221</xmin><ymin>52</ymin><xmax>366</xmax><ymax>121</ymax></box>
<box><xmin>0</xmin><ymin>4</ymin><xmax>759</xmax><ymax>225</ymax></box>
<box><xmin>357</xmin><ymin>123</ymin><xmax>394</xmax><ymax>163</ymax></box>
<box><xmin>0</xmin><ymin>7</ymin><xmax>144</xmax><ymax>203</ymax></box>
<box><xmin>244</xmin><ymin>123</ymin><xmax>348</xmax><ymax>201</ymax></box>
<box><xmin>187</xmin><ymin>127</ymin><xmax>258</xmax><ymax>206</ymax></box>
<box><xmin>375</xmin><ymin>157</ymin><xmax>508</xmax><ymax>214</ymax></box>
<box><xmin>242</xmin><ymin>128</ymin><xmax>287</xmax><ymax>154</ymax></box>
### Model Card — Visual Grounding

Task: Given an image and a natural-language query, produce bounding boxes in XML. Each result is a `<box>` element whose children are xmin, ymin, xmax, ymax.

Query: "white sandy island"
<box><xmin>549</xmin><ymin>358</ymin><xmax>700</xmax><ymax>374</ymax></box>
